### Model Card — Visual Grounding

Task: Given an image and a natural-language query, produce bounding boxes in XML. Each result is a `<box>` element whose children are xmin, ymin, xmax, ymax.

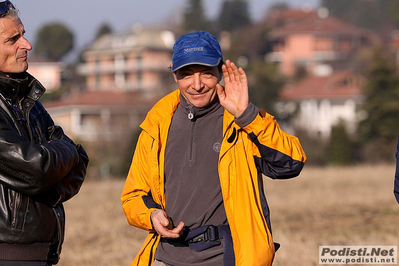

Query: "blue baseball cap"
<box><xmin>171</xmin><ymin>31</ymin><xmax>223</xmax><ymax>72</ymax></box>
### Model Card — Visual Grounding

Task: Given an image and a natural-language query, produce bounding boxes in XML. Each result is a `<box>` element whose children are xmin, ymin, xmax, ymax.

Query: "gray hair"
<box><xmin>2</xmin><ymin>4</ymin><xmax>19</xmax><ymax>20</ymax></box>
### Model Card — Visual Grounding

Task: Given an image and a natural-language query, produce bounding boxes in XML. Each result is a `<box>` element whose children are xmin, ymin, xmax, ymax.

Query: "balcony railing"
<box><xmin>77</xmin><ymin>62</ymin><xmax>169</xmax><ymax>75</ymax></box>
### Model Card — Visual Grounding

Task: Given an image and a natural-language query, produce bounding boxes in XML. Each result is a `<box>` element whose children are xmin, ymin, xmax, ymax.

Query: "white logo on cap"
<box><xmin>184</xmin><ymin>47</ymin><xmax>204</xmax><ymax>53</ymax></box>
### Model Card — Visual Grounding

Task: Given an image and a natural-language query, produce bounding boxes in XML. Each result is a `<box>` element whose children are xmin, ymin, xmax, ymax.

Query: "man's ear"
<box><xmin>170</xmin><ymin>64</ymin><xmax>178</xmax><ymax>82</ymax></box>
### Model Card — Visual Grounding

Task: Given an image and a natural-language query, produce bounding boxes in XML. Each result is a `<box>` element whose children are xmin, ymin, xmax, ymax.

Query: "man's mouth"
<box><xmin>190</xmin><ymin>94</ymin><xmax>205</xmax><ymax>98</ymax></box>
<box><xmin>189</xmin><ymin>90</ymin><xmax>208</xmax><ymax>96</ymax></box>
<box><xmin>17</xmin><ymin>54</ymin><xmax>27</xmax><ymax>60</ymax></box>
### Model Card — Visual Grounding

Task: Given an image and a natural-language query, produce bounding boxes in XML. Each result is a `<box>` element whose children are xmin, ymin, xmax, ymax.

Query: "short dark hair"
<box><xmin>217</xmin><ymin>60</ymin><xmax>224</xmax><ymax>72</ymax></box>
<box><xmin>168</xmin><ymin>60</ymin><xmax>224</xmax><ymax>73</ymax></box>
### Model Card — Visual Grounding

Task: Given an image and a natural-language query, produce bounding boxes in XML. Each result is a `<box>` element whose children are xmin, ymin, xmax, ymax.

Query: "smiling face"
<box><xmin>173</xmin><ymin>64</ymin><xmax>222</xmax><ymax>108</ymax></box>
<box><xmin>0</xmin><ymin>16</ymin><xmax>32</xmax><ymax>74</ymax></box>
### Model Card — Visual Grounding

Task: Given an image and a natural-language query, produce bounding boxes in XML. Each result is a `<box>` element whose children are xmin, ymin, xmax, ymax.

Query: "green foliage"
<box><xmin>357</xmin><ymin>48</ymin><xmax>399</xmax><ymax>162</ymax></box>
<box><xmin>95</xmin><ymin>23</ymin><xmax>113</xmax><ymax>40</ymax></box>
<box><xmin>294</xmin><ymin>130</ymin><xmax>327</xmax><ymax>166</ymax></box>
<box><xmin>86</xmin><ymin>129</ymin><xmax>141</xmax><ymax>179</ymax></box>
<box><xmin>39</xmin><ymin>86</ymin><xmax>65</xmax><ymax>103</ymax></box>
<box><xmin>117</xmin><ymin>127</ymin><xmax>142</xmax><ymax>178</ymax></box>
<box><xmin>224</xmin><ymin>23</ymin><xmax>271</xmax><ymax>61</ymax></box>
<box><xmin>246</xmin><ymin>59</ymin><xmax>284</xmax><ymax>112</ymax></box>
<box><xmin>269</xmin><ymin>2</ymin><xmax>289</xmax><ymax>10</ymax></box>
<box><xmin>218</xmin><ymin>0</ymin><xmax>251</xmax><ymax>32</ymax></box>
<box><xmin>34</xmin><ymin>23</ymin><xmax>74</xmax><ymax>61</ymax></box>
<box><xmin>327</xmin><ymin>121</ymin><xmax>354</xmax><ymax>165</ymax></box>
<box><xmin>321</xmin><ymin>0</ymin><xmax>391</xmax><ymax>32</ymax></box>
<box><xmin>387</xmin><ymin>1</ymin><xmax>399</xmax><ymax>28</ymax></box>
<box><xmin>182</xmin><ymin>0</ymin><xmax>211</xmax><ymax>32</ymax></box>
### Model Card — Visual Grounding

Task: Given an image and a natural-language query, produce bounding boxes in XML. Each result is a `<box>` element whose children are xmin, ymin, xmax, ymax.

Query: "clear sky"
<box><xmin>13</xmin><ymin>0</ymin><xmax>320</xmax><ymax>61</ymax></box>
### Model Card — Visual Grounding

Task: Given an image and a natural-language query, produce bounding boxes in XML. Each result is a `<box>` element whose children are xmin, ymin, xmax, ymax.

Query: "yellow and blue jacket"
<box><xmin>121</xmin><ymin>89</ymin><xmax>306</xmax><ymax>266</ymax></box>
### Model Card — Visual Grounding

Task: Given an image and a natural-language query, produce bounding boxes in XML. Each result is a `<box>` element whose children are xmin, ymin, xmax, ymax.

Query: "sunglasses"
<box><xmin>0</xmin><ymin>0</ymin><xmax>15</xmax><ymax>18</ymax></box>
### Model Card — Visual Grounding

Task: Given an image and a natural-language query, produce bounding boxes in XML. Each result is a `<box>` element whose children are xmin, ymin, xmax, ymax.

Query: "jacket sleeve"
<box><xmin>40</xmin><ymin>128</ymin><xmax>88</xmax><ymax>207</ymax></box>
<box><xmin>394</xmin><ymin>138</ymin><xmax>399</xmax><ymax>203</ymax></box>
<box><xmin>37</xmin><ymin>109</ymin><xmax>89</xmax><ymax>206</ymax></box>
<box><xmin>240</xmin><ymin>107</ymin><xmax>306</xmax><ymax>179</ymax></box>
<box><xmin>45</xmin><ymin>144</ymin><xmax>88</xmax><ymax>206</ymax></box>
<box><xmin>0</xmin><ymin>110</ymin><xmax>80</xmax><ymax>196</ymax></box>
<box><xmin>121</xmin><ymin>130</ymin><xmax>161</xmax><ymax>231</ymax></box>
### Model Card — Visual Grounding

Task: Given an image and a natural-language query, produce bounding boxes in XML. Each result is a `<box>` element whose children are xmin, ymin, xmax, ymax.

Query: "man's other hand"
<box><xmin>150</xmin><ymin>209</ymin><xmax>184</xmax><ymax>239</ymax></box>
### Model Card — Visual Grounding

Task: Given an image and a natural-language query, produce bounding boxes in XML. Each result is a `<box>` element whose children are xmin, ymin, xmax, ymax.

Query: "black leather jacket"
<box><xmin>0</xmin><ymin>72</ymin><xmax>88</xmax><ymax>264</ymax></box>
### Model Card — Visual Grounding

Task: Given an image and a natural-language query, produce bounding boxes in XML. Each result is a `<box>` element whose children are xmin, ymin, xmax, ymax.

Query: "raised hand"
<box><xmin>216</xmin><ymin>60</ymin><xmax>249</xmax><ymax>118</ymax></box>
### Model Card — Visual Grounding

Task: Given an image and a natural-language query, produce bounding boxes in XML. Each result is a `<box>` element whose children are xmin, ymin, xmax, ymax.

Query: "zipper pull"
<box><xmin>188</xmin><ymin>111</ymin><xmax>194</xmax><ymax>120</ymax></box>
<box><xmin>187</xmin><ymin>105</ymin><xmax>195</xmax><ymax>120</ymax></box>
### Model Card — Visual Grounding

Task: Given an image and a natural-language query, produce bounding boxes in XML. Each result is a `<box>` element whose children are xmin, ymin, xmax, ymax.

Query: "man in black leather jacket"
<box><xmin>0</xmin><ymin>1</ymin><xmax>89</xmax><ymax>265</ymax></box>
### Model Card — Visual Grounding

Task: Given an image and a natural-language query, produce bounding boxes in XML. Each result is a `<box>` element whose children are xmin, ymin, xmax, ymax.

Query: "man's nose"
<box><xmin>192</xmin><ymin>74</ymin><xmax>203</xmax><ymax>91</ymax></box>
<box><xmin>21</xmin><ymin>37</ymin><xmax>32</xmax><ymax>51</ymax></box>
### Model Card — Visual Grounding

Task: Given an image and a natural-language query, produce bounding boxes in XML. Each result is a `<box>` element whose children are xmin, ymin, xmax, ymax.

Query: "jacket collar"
<box><xmin>140</xmin><ymin>90</ymin><xmax>181</xmax><ymax>138</ymax></box>
<box><xmin>0</xmin><ymin>72</ymin><xmax>45</xmax><ymax>103</ymax></box>
<box><xmin>178</xmin><ymin>93</ymin><xmax>222</xmax><ymax>120</ymax></box>
<box><xmin>141</xmin><ymin>89</ymin><xmax>236</xmax><ymax>139</ymax></box>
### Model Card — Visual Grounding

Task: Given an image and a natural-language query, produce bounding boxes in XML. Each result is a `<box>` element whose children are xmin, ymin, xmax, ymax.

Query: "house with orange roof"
<box><xmin>266</xmin><ymin>8</ymin><xmax>379</xmax><ymax>77</ymax></box>
<box><xmin>277</xmin><ymin>70</ymin><xmax>366</xmax><ymax>139</ymax></box>
<box><xmin>265</xmin><ymin>7</ymin><xmax>377</xmax><ymax>139</ymax></box>
<box><xmin>77</xmin><ymin>25</ymin><xmax>175</xmax><ymax>95</ymax></box>
<box><xmin>44</xmin><ymin>90</ymin><xmax>156</xmax><ymax>141</ymax></box>
<box><xmin>45</xmin><ymin>26</ymin><xmax>176</xmax><ymax>142</ymax></box>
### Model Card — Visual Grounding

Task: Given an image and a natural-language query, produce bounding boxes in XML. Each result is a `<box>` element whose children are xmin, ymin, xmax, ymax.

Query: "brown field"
<box><xmin>58</xmin><ymin>165</ymin><xmax>399</xmax><ymax>266</ymax></box>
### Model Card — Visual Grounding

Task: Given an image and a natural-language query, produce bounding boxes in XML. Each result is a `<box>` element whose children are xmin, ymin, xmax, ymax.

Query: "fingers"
<box><xmin>216</xmin><ymin>83</ymin><xmax>225</xmax><ymax>98</ymax></box>
<box><xmin>150</xmin><ymin>210</ymin><xmax>185</xmax><ymax>239</ymax></box>
<box><xmin>161</xmin><ymin>221</ymin><xmax>185</xmax><ymax>239</ymax></box>
<box><xmin>152</xmin><ymin>209</ymin><xmax>170</xmax><ymax>227</ymax></box>
<box><xmin>223</xmin><ymin>60</ymin><xmax>236</xmax><ymax>83</ymax></box>
<box><xmin>222</xmin><ymin>64</ymin><xmax>229</xmax><ymax>83</ymax></box>
<box><xmin>237</xmin><ymin>65</ymin><xmax>247</xmax><ymax>82</ymax></box>
<box><xmin>225</xmin><ymin>60</ymin><xmax>234</xmax><ymax>82</ymax></box>
<box><xmin>219</xmin><ymin>59</ymin><xmax>249</xmax><ymax>118</ymax></box>
<box><xmin>170</xmin><ymin>221</ymin><xmax>185</xmax><ymax>235</ymax></box>
<box><xmin>223</xmin><ymin>59</ymin><xmax>246</xmax><ymax>84</ymax></box>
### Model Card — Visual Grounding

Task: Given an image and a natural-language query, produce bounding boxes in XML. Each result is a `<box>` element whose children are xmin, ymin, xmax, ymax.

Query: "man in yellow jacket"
<box><xmin>121</xmin><ymin>31</ymin><xmax>306</xmax><ymax>266</ymax></box>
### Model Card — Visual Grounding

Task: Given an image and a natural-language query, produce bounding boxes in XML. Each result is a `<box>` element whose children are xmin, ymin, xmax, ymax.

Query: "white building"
<box><xmin>277</xmin><ymin>70</ymin><xmax>365</xmax><ymax>139</ymax></box>
<box><xmin>45</xmin><ymin>27</ymin><xmax>177</xmax><ymax>142</ymax></box>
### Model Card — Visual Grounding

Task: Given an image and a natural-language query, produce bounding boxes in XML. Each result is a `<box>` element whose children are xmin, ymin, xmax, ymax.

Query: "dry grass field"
<box><xmin>57</xmin><ymin>165</ymin><xmax>399</xmax><ymax>266</ymax></box>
